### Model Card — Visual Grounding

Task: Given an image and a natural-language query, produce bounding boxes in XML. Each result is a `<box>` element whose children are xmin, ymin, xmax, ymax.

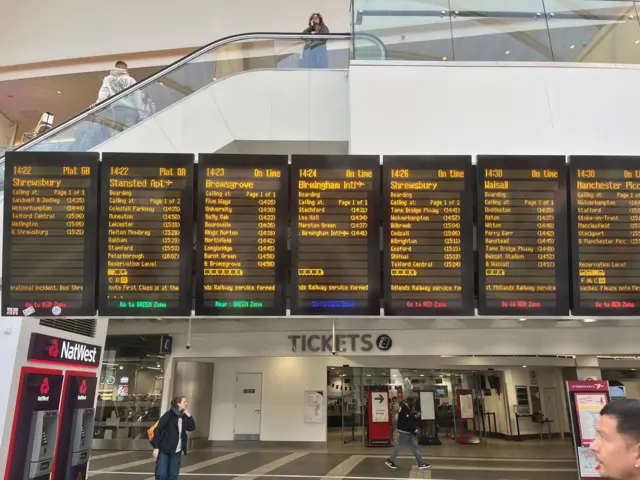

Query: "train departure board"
<box><xmin>569</xmin><ymin>156</ymin><xmax>640</xmax><ymax>315</ymax></box>
<box><xmin>2</xmin><ymin>152</ymin><xmax>99</xmax><ymax>317</ymax></box>
<box><xmin>383</xmin><ymin>156</ymin><xmax>474</xmax><ymax>316</ymax></box>
<box><xmin>98</xmin><ymin>153</ymin><xmax>194</xmax><ymax>316</ymax></box>
<box><xmin>196</xmin><ymin>154</ymin><xmax>288</xmax><ymax>315</ymax></box>
<box><xmin>477</xmin><ymin>156</ymin><xmax>569</xmax><ymax>316</ymax></box>
<box><xmin>291</xmin><ymin>155</ymin><xmax>380</xmax><ymax>315</ymax></box>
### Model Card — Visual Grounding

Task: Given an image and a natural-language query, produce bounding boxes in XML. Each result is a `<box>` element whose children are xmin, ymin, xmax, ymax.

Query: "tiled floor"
<box><xmin>88</xmin><ymin>438</ymin><xmax>578</xmax><ymax>480</ymax></box>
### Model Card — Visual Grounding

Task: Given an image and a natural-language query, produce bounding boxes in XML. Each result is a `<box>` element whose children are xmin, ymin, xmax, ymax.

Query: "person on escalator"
<box><xmin>92</xmin><ymin>60</ymin><xmax>143</xmax><ymax>134</ymax></box>
<box><xmin>301</xmin><ymin>13</ymin><xmax>329</xmax><ymax>68</ymax></box>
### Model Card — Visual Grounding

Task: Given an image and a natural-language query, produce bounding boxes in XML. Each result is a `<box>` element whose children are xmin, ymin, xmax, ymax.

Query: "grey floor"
<box><xmin>88</xmin><ymin>438</ymin><xmax>578</xmax><ymax>480</ymax></box>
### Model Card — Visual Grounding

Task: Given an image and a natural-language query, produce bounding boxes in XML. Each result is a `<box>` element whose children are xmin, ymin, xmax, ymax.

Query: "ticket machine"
<box><xmin>25</xmin><ymin>410</ymin><xmax>59</xmax><ymax>478</ymax></box>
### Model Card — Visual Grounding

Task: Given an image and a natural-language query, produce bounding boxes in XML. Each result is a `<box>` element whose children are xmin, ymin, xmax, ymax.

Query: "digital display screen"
<box><xmin>569</xmin><ymin>156</ymin><xmax>640</xmax><ymax>315</ymax></box>
<box><xmin>291</xmin><ymin>155</ymin><xmax>380</xmax><ymax>315</ymax></box>
<box><xmin>98</xmin><ymin>153</ymin><xmax>194</xmax><ymax>316</ymax></box>
<box><xmin>2</xmin><ymin>152</ymin><xmax>99</xmax><ymax>317</ymax></box>
<box><xmin>382</xmin><ymin>156</ymin><xmax>474</xmax><ymax>316</ymax></box>
<box><xmin>477</xmin><ymin>156</ymin><xmax>569</xmax><ymax>316</ymax></box>
<box><xmin>195</xmin><ymin>154</ymin><xmax>288</xmax><ymax>315</ymax></box>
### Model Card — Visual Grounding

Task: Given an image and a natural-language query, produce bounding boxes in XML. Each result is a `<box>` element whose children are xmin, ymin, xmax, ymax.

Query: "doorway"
<box><xmin>542</xmin><ymin>386</ymin><xmax>562</xmax><ymax>437</ymax></box>
<box><xmin>234</xmin><ymin>373</ymin><xmax>262</xmax><ymax>440</ymax></box>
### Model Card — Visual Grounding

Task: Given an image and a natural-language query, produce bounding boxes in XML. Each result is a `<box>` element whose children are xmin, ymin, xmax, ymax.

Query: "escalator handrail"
<box><xmin>0</xmin><ymin>32</ymin><xmax>386</xmax><ymax>163</ymax></box>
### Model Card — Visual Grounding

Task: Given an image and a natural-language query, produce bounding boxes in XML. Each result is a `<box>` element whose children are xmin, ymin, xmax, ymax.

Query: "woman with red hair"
<box><xmin>302</xmin><ymin>13</ymin><xmax>329</xmax><ymax>68</ymax></box>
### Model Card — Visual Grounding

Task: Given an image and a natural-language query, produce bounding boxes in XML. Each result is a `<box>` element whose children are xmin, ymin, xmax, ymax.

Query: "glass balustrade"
<box><xmin>24</xmin><ymin>36</ymin><xmax>364</xmax><ymax>155</ymax></box>
<box><xmin>352</xmin><ymin>0</ymin><xmax>640</xmax><ymax>63</ymax></box>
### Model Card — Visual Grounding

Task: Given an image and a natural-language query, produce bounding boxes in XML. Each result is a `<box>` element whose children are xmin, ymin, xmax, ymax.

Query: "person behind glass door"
<box><xmin>391</xmin><ymin>396</ymin><xmax>400</xmax><ymax>444</ymax></box>
<box><xmin>591</xmin><ymin>398</ymin><xmax>640</xmax><ymax>480</ymax></box>
<box><xmin>301</xmin><ymin>13</ymin><xmax>329</xmax><ymax>69</ymax></box>
<box><xmin>152</xmin><ymin>396</ymin><xmax>195</xmax><ymax>480</ymax></box>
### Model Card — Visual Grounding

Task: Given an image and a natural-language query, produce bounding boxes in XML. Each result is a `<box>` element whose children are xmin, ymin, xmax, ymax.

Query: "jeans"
<box><xmin>389</xmin><ymin>431</ymin><xmax>425</xmax><ymax>465</ymax></box>
<box><xmin>155</xmin><ymin>452</ymin><xmax>182</xmax><ymax>480</ymax></box>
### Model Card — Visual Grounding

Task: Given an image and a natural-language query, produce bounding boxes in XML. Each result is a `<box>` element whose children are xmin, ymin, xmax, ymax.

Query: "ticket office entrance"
<box><xmin>326</xmin><ymin>367</ymin><xmax>508</xmax><ymax>448</ymax></box>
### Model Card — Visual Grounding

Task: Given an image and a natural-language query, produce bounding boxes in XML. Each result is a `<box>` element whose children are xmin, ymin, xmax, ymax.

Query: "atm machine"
<box><xmin>54</xmin><ymin>375</ymin><xmax>98</xmax><ymax>480</ymax></box>
<box><xmin>68</xmin><ymin>407</ymin><xmax>95</xmax><ymax>474</ymax></box>
<box><xmin>25</xmin><ymin>410</ymin><xmax>59</xmax><ymax>479</ymax></box>
<box><xmin>3</xmin><ymin>370</ymin><xmax>63</xmax><ymax>480</ymax></box>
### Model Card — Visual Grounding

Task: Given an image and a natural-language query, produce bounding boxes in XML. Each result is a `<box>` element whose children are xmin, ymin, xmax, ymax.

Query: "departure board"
<box><xmin>291</xmin><ymin>155</ymin><xmax>380</xmax><ymax>315</ymax></box>
<box><xmin>98</xmin><ymin>153</ymin><xmax>194</xmax><ymax>316</ymax></box>
<box><xmin>195</xmin><ymin>154</ymin><xmax>288</xmax><ymax>316</ymax></box>
<box><xmin>2</xmin><ymin>152</ymin><xmax>99</xmax><ymax>317</ymax></box>
<box><xmin>383</xmin><ymin>156</ymin><xmax>474</xmax><ymax>316</ymax></box>
<box><xmin>477</xmin><ymin>156</ymin><xmax>570</xmax><ymax>316</ymax></box>
<box><xmin>569</xmin><ymin>156</ymin><xmax>640</xmax><ymax>315</ymax></box>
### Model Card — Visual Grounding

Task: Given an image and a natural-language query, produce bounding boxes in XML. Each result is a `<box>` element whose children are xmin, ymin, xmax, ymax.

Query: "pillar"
<box><xmin>575</xmin><ymin>356</ymin><xmax>601</xmax><ymax>381</ymax></box>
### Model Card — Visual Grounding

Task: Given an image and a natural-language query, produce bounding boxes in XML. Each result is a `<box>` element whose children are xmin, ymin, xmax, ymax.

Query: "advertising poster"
<box><xmin>459</xmin><ymin>393</ymin><xmax>474</xmax><ymax>419</ymax></box>
<box><xmin>577</xmin><ymin>447</ymin><xmax>602</xmax><ymax>478</ymax></box>
<box><xmin>371</xmin><ymin>391</ymin><xmax>389</xmax><ymax>423</ymax></box>
<box><xmin>576</xmin><ymin>393</ymin><xmax>608</xmax><ymax>444</ymax></box>
<box><xmin>304</xmin><ymin>390</ymin><xmax>324</xmax><ymax>424</ymax></box>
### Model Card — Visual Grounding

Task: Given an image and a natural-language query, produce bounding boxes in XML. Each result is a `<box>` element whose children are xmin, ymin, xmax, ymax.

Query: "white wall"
<box><xmin>503</xmin><ymin>367</ymin><xmax>570</xmax><ymax>437</ymax></box>
<box><xmin>0</xmin><ymin>0</ymin><xmax>351</xmax><ymax>68</ymax></box>
<box><xmin>98</xmin><ymin>69</ymin><xmax>349</xmax><ymax>154</ymax></box>
<box><xmin>210</xmin><ymin>357</ymin><xmax>327</xmax><ymax>442</ymax></box>
<box><xmin>349</xmin><ymin>61</ymin><xmax>640</xmax><ymax>156</ymax></box>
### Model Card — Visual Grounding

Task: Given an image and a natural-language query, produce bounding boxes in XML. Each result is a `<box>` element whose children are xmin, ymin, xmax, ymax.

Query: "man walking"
<box><xmin>385</xmin><ymin>397</ymin><xmax>430</xmax><ymax>470</ymax></box>
<box><xmin>93</xmin><ymin>61</ymin><xmax>143</xmax><ymax>133</ymax></box>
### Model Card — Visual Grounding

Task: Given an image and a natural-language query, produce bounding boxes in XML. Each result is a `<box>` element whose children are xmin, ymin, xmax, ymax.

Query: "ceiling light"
<box><xmin>583</xmin><ymin>318</ymin><xmax>598</xmax><ymax>323</ymax></box>
<box><xmin>420</xmin><ymin>374</ymin><xmax>425</xmax><ymax>377</ymax></box>
<box><xmin>440</xmin><ymin>355</ymin><xmax>454</xmax><ymax>358</ymax></box>
<box><xmin>56</xmin><ymin>90</ymin><xmax>62</xmax><ymax>94</ymax></box>
<box><xmin>159</xmin><ymin>82</ymin><xmax>164</xmax><ymax>86</ymax></box>
<box><xmin>636</xmin><ymin>40</ymin><xmax>640</xmax><ymax>44</ymax></box>
<box><xmin>569</xmin><ymin>45</ymin><xmax>575</xmax><ymax>49</ymax></box>
<box><xmin>367</xmin><ymin>374</ymin><xmax>371</xmax><ymax>377</ymax></box>
<box><xmin>442</xmin><ymin>56</ymin><xmax>447</xmax><ymax>61</ymax></box>
<box><xmin>119</xmin><ymin>366</ymin><xmax>124</xmax><ymax>370</ymax></box>
<box><xmin>522</xmin><ymin>365</ymin><xmax>527</xmax><ymax>368</ymax></box>
<box><xmin>632</xmin><ymin>368</ymin><xmax>637</xmax><ymax>371</ymax></box>
<box><xmin>519</xmin><ymin>318</ymin><xmax>527</xmax><ymax>322</ymax></box>
<box><xmin>505</xmin><ymin>50</ymin><xmax>511</xmax><ymax>55</ymax></box>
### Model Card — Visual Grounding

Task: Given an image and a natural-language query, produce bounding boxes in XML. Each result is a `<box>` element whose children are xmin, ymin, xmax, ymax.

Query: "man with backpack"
<box><xmin>385</xmin><ymin>397</ymin><xmax>430</xmax><ymax>470</ymax></box>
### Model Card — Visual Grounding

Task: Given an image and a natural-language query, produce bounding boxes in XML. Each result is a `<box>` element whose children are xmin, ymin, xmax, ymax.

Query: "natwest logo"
<box><xmin>29</xmin><ymin>333</ymin><xmax>101</xmax><ymax>367</ymax></box>
<box><xmin>37</xmin><ymin>377</ymin><xmax>50</xmax><ymax>402</ymax></box>
<box><xmin>48</xmin><ymin>339</ymin><xmax>59</xmax><ymax>357</ymax></box>
<box><xmin>40</xmin><ymin>377</ymin><xmax>50</xmax><ymax>395</ymax></box>
<box><xmin>60</xmin><ymin>340</ymin><xmax>98</xmax><ymax>364</ymax></box>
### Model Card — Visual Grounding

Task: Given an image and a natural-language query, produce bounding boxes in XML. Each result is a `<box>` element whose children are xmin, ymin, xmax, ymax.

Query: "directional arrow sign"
<box><xmin>375</xmin><ymin>394</ymin><xmax>384</xmax><ymax>403</ymax></box>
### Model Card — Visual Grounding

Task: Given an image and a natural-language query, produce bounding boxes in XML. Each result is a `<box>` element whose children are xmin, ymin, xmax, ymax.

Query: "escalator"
<box><xmin>0</xmin><ymin>32</ymin><xmax>385</xmax><ymax>165</ymax></box>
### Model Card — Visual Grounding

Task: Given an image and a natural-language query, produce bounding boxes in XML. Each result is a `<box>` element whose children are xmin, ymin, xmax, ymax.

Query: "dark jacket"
<box><xmin>396</xmin><ymin>403</ymin><xmax>419</xmax><ymax>433</ymax></box>
<box><xmin>151</xmin><ymin>409</ymin><xmax>195</xmax><ymax>454</ymax></box>
<box><xmin>303</xmin><ymin>24</ymin><xmax>330</xmax><ymax>49</ymax></box>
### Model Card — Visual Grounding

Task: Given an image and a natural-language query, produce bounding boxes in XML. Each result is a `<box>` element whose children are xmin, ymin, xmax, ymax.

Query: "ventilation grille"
<box><xmin>39</xmin><ymin>319</ymin><xmax>96</xmax><ymax>338</ymax></box>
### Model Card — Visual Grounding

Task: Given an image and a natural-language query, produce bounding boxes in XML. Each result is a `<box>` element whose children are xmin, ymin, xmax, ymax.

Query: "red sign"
<box><xmin>568</xmin><ymin>381</ymin><xmax>608</xmax><ymax>392</ymax></box>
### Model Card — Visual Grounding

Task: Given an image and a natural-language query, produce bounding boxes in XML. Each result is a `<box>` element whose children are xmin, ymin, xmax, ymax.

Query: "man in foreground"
<box><xmin>385</xmin><ymin>397</ymin><xmax>430</xmax><ymax>470</ymax></box>
<box><xmin>591</xmin><ymin>398</ymin><xmax>640</xmax><ymax>480</ymax></box>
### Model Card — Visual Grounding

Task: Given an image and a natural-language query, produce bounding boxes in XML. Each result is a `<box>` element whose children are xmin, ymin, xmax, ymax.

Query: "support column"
<box><xmin>575</xmin><ymin>356</ymin><xmax>601</xmax><ymax>381</ymax></box>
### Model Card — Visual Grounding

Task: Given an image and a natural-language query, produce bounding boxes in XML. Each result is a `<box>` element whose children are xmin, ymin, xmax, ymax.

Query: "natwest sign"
<box><xmin>28</xmin><ymin>333</ymin><xmax>101</xmax><ymax>367</ymax></box>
